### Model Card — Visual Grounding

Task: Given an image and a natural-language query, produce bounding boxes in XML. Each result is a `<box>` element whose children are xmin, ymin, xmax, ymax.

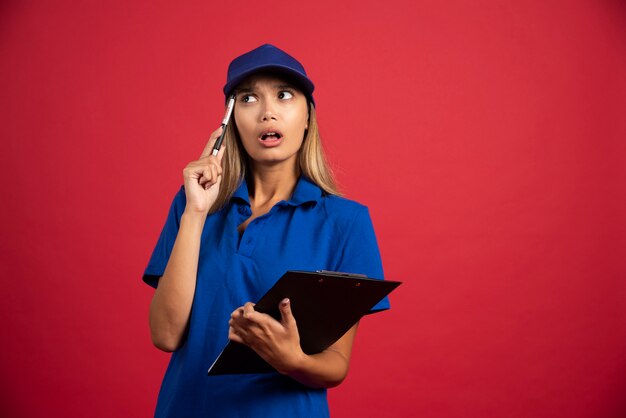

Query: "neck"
<box><xmin>248</xmin><ymin>161</ymin><xmax>299</xmax><ymax>207</ymax></box>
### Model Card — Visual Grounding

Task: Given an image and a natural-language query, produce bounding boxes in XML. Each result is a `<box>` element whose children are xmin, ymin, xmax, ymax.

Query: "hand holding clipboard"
<box><xmin>209</xmin><ymin>270</ymin><xmax>401</xmax><ymax>375</ymax></box>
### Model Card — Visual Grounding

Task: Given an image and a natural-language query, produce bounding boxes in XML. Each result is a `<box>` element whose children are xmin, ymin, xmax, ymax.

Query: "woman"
<box><xmin>143</xmin><ymin>44</ymin><xmax>389</xmax><ymax>417</ymax></box>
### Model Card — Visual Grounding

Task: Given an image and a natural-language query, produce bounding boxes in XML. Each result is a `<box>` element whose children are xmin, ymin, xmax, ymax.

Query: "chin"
<box><xmin>249</xmin><ymin>151</ymin><xmax>299</xmax><ymax>167</ymax></box>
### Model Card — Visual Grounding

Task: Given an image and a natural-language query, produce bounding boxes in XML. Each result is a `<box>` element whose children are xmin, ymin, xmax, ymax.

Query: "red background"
<box><xmin>1</xmin><ymin>1</ymin><xmax>625</xmax><ymax>417</ymax></box>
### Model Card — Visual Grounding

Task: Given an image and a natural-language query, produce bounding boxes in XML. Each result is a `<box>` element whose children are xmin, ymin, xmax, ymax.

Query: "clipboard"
<box><xmin>208</xmin><ymin>270</ymin><xmax>401</xmax><ymax>375</ymax></box>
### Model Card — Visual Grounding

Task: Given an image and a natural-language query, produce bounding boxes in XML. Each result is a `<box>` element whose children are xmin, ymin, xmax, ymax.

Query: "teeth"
<box><xmin>261</xmin><ymin>132</ymin><xmax>280</xmax><ymax>139</ymax></box>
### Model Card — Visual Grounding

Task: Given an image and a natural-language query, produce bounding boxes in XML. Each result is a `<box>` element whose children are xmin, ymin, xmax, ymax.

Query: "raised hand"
<box><xmin>182</xmin><ymin>126</ymin><xmax>226</xmax><ymax>215</ymax></box>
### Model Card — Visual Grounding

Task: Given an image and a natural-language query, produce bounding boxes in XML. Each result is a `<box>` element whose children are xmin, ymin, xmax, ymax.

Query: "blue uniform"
<box><xmin>143</xmin><ymin>176</ymin><xmax>389</xmax><ymax>417</ymax></box>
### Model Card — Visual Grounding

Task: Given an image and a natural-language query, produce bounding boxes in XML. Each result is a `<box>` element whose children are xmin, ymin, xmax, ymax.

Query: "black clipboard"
<box><xmin>208</xmin><ymin>270</ymin><xmax>401</xmax><ymax>375</ymax></box>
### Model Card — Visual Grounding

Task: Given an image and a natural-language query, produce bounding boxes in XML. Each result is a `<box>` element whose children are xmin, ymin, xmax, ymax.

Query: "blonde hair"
<box><xmin>208</xmin><ymin>104</ymin><xmax>341</xmax><ymax>214</ymax></box>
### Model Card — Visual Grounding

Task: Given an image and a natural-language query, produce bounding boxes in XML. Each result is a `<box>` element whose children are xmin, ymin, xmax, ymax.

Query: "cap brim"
<box><xmin>223</xmin><ymin>64</ymin><xmax>315</xmax><ymax>99</ymax></box>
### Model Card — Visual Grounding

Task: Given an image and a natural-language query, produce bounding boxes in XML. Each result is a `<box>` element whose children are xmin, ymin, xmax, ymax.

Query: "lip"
<box><xmin>257</xmin><ymin>128</ymin><xmax>284</xmax><ymax>148</ymax></box>
<box><xmin>257</xmin><ymin>135</ymin><xmax>284</xmax><ymax>147</ymax></box>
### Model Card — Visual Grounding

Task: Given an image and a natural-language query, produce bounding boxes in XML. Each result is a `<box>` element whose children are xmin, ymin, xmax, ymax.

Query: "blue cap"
<box><xmin>223</xmin><ymin>44</ymin><xmax>315</xmax><ymax>106</ymax></box>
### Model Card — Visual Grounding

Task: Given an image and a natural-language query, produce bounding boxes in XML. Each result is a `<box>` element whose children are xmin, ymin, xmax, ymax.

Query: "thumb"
<box><xmin>200</xmin><ymin>126</ymin><xmax>224</xmax><ymax>158</ymax></box>
<box><xmin>215</xmin><ymin>143</ymin><xmax>226</xmax><ymax>164</ymax></box>
<box><xmin>279</xmin><ymin>298</ymin><xmax>295</xmax><ymax>327</ymax></box>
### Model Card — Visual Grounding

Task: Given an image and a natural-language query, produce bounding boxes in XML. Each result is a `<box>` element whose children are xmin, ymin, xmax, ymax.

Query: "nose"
<box><xmin>260</xmin><ymin>99</ymin><xmax>278</xmax><ymax>122</ymax></box>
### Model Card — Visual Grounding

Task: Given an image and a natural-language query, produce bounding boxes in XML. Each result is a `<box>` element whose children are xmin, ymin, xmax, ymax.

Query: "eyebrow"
<box><xmin>235</xmin><ymin>84</ymin><xmax>296</xmax><ymax>95</ymax></box>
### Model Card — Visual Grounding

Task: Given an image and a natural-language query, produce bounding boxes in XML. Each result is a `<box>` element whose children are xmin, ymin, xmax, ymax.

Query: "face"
<box><xmin>233</xmin><ymin>74</ymin><xmax>309</xmax><ymax>169</ymax></box>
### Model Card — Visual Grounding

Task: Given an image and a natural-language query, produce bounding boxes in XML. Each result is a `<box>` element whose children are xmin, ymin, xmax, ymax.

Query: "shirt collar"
<box><xmin>231</xmin><ymin>175</ymin><xmax>323</xmax><ymax>207</ymax></box>
<box><xmin>232</xmin><ymin>179</ymin><xmax>250</xmax><ymax>204</ymax></box>
<box><xmin>288</xmin><ymin>176</ymin><xmax>323</xmax><ymax>206</ymax></box>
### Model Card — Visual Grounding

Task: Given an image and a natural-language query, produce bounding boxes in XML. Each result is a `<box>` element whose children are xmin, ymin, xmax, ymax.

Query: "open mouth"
<box><xmin>260</xmin><ymin>131</ymin><xmax>283</xmax><ymax>141</ymax></box>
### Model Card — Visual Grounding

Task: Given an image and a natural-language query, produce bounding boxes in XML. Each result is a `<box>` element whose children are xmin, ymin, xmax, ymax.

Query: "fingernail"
<box><xmin>281</xmin><ymin>298</ymin><xmax>290</xmax><ymax>306</ymax></box>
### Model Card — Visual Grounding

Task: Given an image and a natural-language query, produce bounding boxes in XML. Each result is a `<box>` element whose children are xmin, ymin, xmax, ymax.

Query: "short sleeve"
<box><xmin>335</xmin><ymin>206</ymin><xmax>390</xmax><ymax>313</ymax></box>
<box><xmin>142</xmin><ymin>186</ymin><xmax>186</xmax><ymax>288</ymax></box>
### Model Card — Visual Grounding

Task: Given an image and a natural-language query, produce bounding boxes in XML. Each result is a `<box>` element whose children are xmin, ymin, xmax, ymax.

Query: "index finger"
<box><xmin>200</xmin><ymin>126</ymin><xmax>224</xmax><ymax>158</ymax></box>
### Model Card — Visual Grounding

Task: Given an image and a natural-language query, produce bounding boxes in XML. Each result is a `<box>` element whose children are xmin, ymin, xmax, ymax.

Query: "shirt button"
<box><xmin>238</xmin><ymin>206</ymin><xmax>248</xmax><ymax>214</ymax></box>
<box><xmin>246</xmin><ymin>237</ymin><xmax>253</xmax><ymax>244</ymax></box>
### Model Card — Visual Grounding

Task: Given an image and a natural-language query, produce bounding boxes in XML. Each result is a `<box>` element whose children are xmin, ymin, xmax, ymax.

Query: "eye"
<box><xmin>278</xmin><ymin>90</ymin><xmax>294</xmax><ymax>100</ymax></box>
<box><xmin>241</xmin><ymin>94</ymin><xmax>257</xmax><ymax>103</ymax></box>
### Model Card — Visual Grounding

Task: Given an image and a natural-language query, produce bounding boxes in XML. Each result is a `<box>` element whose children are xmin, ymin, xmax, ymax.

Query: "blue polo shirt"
<box><xmin>143</xmin><ymin>176</ymin><xmax>389</xmax><ymax>418</ymax></box>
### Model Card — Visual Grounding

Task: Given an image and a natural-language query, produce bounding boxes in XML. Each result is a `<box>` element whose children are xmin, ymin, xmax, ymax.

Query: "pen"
<box><xmin>212</xmin><ymin>95</ymin><xmax>236</xmax><ymax>156</ymax></box>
